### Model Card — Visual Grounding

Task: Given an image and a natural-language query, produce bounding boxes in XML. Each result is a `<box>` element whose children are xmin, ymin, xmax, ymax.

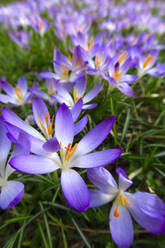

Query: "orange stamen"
<box><xmin>114</xmin><ymin>206</ymin><xmax>120</xmax><ymax>218</ymax></box>
<box><xmin>112</xmin><ymin>67</ymin><xmax>122</xmax><ymax>81</ymax></box>
<box><xmin>119</xmin><ymin>51</ymin><xmax>128</xmax><ymax>64</ymax></box>
<box><xmin>96</xmin><ymin>52</ymin><xmax>104</xmax><ymax>68</ymax></box>
<box><xmin>61</xmin><ymin>22</ymin><xmax>65</xmax><ymax>38</ymax></box>
<box><xmin>48</xmin><ymin>84</ymin><xmax>56</xmax><ymax>95</ymax></box>
<box><xmin>48</xmin><ymin>114</ymin><xmax>54</xmax><ymax>135</ymax></box>
<box><xmin>61</xmin><ymin>63</ymin><xmax>69</xmax><ymax>76</ymax></box>
<box><xmin>14</xmin><ymin>87</ymin><xmax>23</xmax><ymax>100</ymax></box>
<box><xmin>60</xmin><ymin>142</ymin><xmax>78</xmax><ymax>161</ymax></box>
<box><xmin>37</xmin><ymin>117</ymin><xmax>46</xmax><ymax>133</ymax></box>
<box><xmin>73</xmin><ymin>87</ymin><xmax>84</xmax><ymax>103</ymax></box>
<box><xmin>77</xmin><ymin>24</ymin><xmax>82</xmax><ymax>32</ymax></box>
<box><xmin>39</xmin><ymin>20</ymin><xmax>44</xmax><ymax>30</ymax></box>
<box><xmin>68</xmin><ymin>55</ymin><xmax>72</xmax><ymax>63</ymax></box>
<box><xmin>143</xmin><ymin>55</ymin><xmax>154</xmax><ymax>69</ymax></box>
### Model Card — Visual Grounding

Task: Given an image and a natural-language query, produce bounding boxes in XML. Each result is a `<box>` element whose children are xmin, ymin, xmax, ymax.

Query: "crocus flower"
<box><xmin>0</xmin><ymin>77</ymin><xmax>32</xmax><ymax>106</ymax></box>
<box><xmin>0</xmin><ymin>119</ymin><xmax>25</xmax><ymax>209</ymax></box>
<box><xmin>9</xmin><ymin>104</ymin><xmax>122</xmax><ymax>212</ymax></box>
<box><xmin>8</xmin><ymin>30</ymin><xmax>32</xmax><ymax>50</ymax></box>
<box><xmin>29</xmin><ymin>15</ymin><xmax>49</xmax><ymax>36</ymax></box>
<box><xmin>87</xmin><ymin>167</ymin><xmax>165</xmax><ymax>248</ymax></box>
<box><xmin>52</xmin><ymin>76</ymin><xmax>103</xmax><ymax>109</ymax></box>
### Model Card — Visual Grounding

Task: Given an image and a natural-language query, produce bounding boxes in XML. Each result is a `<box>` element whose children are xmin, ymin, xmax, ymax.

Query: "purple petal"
<box><xmin>76</xmin><ymin>116</ymin><xmax>116</xmax><ymax>155</ymax></box>
<box><xmin>83</xmin><ymin>83</ymin><xmax>103</xmax><ymax>104</ymax></box>
<box><xmin>9</xmin><ymin>155</ymin><xmax>60</xmax><ymax>174</ymax></box>
<box><xmin>82</xmin><ymin>103</ymin><xmax>97</xmax><ymax>110</ymax></box>
<box><xmin>127</xmin><ymin>192</ymin><xmax>165</xmax><ymax>234</ymax></box>
<box><xmin>75</xmin><ymin>76</ymin><xmax>86</xmax><ymax>98</ymax></box>
<box><xmin>0</xmin><ymin>94</ymin><xmax>14</xmax><ymax>104</ymax></box>
<box><xmin>87</xmin><ymin>167</ymin><xmax>118</xmax><ymax>194</ymax></box>
<box><xmin>55</xmin><ymin>104</ymin><xmax>74</xmax><ymax>147</ymax></box>
<box><xmin>36</xmin><ymin>72</ymin><xmax>56</xmax><ymax>79</ymax></box>
<box><xmin>61</xmin><ymin>169</ymin><xmax>89</xmax><ymax>212</ymax></box>
<box><xmin>110</xmin><ymin>201</ymin><xmax>134</xmax><ymax>248</ymax></box>
<box><xmin>72</xmin><ymin>149</ymin><xmax>122</xmax><ymax>169</ymax></box>
<box><xmin>17</xmin><ymin>77</ymin><xmax>27</xmax><ymax>95</ymax></box>
<box><xmin>89</xmin><ymin>189</ymin><xmax>114</xmax><ymax>208</ymax></box>
<box><xmin>74</xmin><ymin>115</ymin><xmax>88</xmax><ymax>135</ymax></box>
<box><xmin>71</xmin><ymin>98</ymin><xmax>83</xmax><ymax>122</ymax></box>
<box><xmin>116</xmin><ymin>167</ymin><xmax>129</xmax><ymax>179</ymax></box>
<box><xmin>118</xmin><ymin>173</ymin><xmax>133</xmax><ymax>191</ymax></box>
<box><xmin>0</xmin><ymin>120</ymin><xmax>11</xmax><ymax>178</ymax></box>
<box><xmin>118</xmin><ymin>83</ymin><xmax>134</xmax><ymax>97</ymax></box>
<box><xmin>0</xmin><ymin>80</ymin><xmax>14</xmax><ymax>97</ymax></box>
<box><xmin>43</xmin><ymin>138</ymin><xmax>60</xmax><ymax>152</ymax></box>
<box><xmin>2</xmin><ymin>107</ymin><xmax>44</xmax><ymax>141</ymax></box>
<box><xmin>0</xmin><ymin>181</ymin><xmax>24</xmax><ymax>209</ymax></box>
<box><xmin>32</xmin><ymin>97</ymin><xmax>49</xmax><ymax>133</ymax></box>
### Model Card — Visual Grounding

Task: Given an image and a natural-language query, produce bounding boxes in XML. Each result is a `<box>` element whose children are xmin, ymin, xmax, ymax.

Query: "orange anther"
<box><xmin>143</xmin><ymin>55</ymin><xmax>154</xmax><ymax>69</ymax></box>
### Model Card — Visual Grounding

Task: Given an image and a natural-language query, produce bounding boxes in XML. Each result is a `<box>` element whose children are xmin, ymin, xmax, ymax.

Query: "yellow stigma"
<box><xmin>118</xmin><ymin>51</ymin><xmax>128</xmax><ymax>64</ymax></box>
<box><xmin>14</xmin><ymin>87</ymin><xmax>23</xmax><ymax>101</ymax></box>
<box><xmin>60</xmin><ymin>142</ymin><xmax>78</xmax><ymax>161</ymax></box>
<box><xmin>48</xmin><ymin>84</ymin><xmax>56</xmax><ymax>95</ymax></box>
<box><xmin>143</xmin><ymin>55</ymin><xmax>154</xmax><ymax>69</ymax></box>
<box><xmin>96</xmin><ymin>52</ymin><xmax>104</xmax><ymax>68</ymax></box>
<box><xmin>61</xmin><ymin>63</ymin><xmax>69</xmax><ymax>76</ymax></box>
<box><xmin>39</xmin><ymin>20</ymin><xmax>44</xmax><ymax>30</ymax></box>
<box><xmin>85</xmin><ymin>37</ymin><xmax>94</xmax><ymax>52</ymax></box>
<box><xmin>114</xmin><ymin>194</ymin><xmax>132</xmax><ymax>218</ymax></box>
<box><xmin>73</xmin><ymin>87</ymin><xmax>84</xmax><ymax>103</ymax></box>
<box><xmin>112</xmin><ymin>66</ymin><xmax>122</xmax><ymax>82</ymax></box>
<box><xmin>37</xmin><ymin>113</ymin><xmax>54</xmax><ymax>136</ymax></box>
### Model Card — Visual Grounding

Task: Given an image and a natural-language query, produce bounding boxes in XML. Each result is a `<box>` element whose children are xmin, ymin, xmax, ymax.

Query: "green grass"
<box><xmin>0</xmin><ymin>9</ymin><xmax>165</xmax><ymax>248</ymax></box>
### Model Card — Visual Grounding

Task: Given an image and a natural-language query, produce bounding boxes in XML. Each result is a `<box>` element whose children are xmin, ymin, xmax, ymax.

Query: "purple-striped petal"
<box><xmin>71</xmin><ymin>98</ymin><xmax>83</xmax><ymax>122</ymax></box>
<box><xmin>17</xmin><ymin>77</ymin><xmax>27</xmax><ymax>95</ymax></box>
<box><xmin>118</xmin><ymin>83</ymin><xmax>134</xmax><ymax>97</ymax></box>
<box><xmin>75</xmin><ymin>116</ymin><xmax>116</xmax><ymax>155</ymax></box>
<box><xmin>0</xmin><ymin>181</ymin><xmax>24</xmax><ymax>209</ymax></box>
<box><xmin>61</xmin><ymin>169</ymin><xmax>89</xmax><ymax>212</ymax></box>
<box><xmin>36</xmin><ymin>72</ymin><xmax>56</xmax><ymax>79</ymax></box>
<box><xmin>87</xmin><ymin>167</ymin><xmax>118</xmax><ymax>194</ymax></box>
<box><xmin>74</xmin><ymin>115</ymin><xmax>88</xmax><ymax>135</ymax></box>
<box><xmin>43</xmin><ymin>138</ymin><xmax>60</xmax><ymax>152</ymax></box>
<box><xmin>9</xmin><ymin>155</ymin><xmax>60</xmax><ymax>174</ymax></box>
<box><xmin>55</xmin><ymin>104</ymin><xmax>74</xmax><ymax>147</ymax></box>
<box><xmin>83</xmin><ymin>83</ymin><xmax>103</xmax><ymax>104</ymax></box>
<box><xmin>0</xmin><ymin>80</ymin><xmax>14</xmax><ymax>97</ymax></box>
<box><xmin>83</xmin><ymin>103</ymin><xmax>97</xmax><ymax>110</ymax></box>
<box><xmin>32</xmin><ymin>97</ymin><xmax>49</xmax><ymax>133</ymax></box>
<box><xmin>0</xmin><ymin>94</ymin><xmax>14</xmax><ymax>104</ymax></box>
<box><xmin>118</xmin><ymin>173</ymin><xmax>133</xmax><ymax>191</ymax></box>
<box><xmin>72</xmin><ymin>149</ymin><xmax>122</xmax><ymax>169</ymax></box>
<box><xmin>127</xmin><ymin>192</ymin><xmax>165</xmax><ymax>234</ymax></box>
<box><xmin>75</xmin><ymin>76</ymin><xmax>86</xmax><ymax>97</ymax></box>
<box><xmin>89</xmin><ymin>189</ymin><xmax>114</xmax><ymax>208</ymax></box>
<box><xmin>110</xmin><ymin>201</ymin><xmax>134</xmax><ymax>248</ymax></box>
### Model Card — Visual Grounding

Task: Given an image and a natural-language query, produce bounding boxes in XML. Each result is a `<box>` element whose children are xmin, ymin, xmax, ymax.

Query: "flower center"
<box><xmin>143</xmin><ymin>55</ymin><xmax>154</xmax><ymax>69</ymax></box>
<box><xmin>118</xmin><ymin>51</ymin><xmax>128</xmax><ymax>64</ymax></box>
<box><xmin>73</xmin><ymin>87</ymin><xmax>84</xmax><ymax>103</ymax></box>
<box><xmin>48</xmin><ymin>84</ymin><xmax>56</xmax><ymax>95</ymax></box>
<box><xmin>114</xmin><ymin>194</ymin><xmax>132</xmax><ymax>218</ymax></box>
<box><xmin>112</xmin><ymin>66</ymin><xmax>122</xmax><ymax>82</ymax></box>
<box><xmin>61</xmin><ymin>63</ymin><xmax>69</xmax><ymax>77</ymax></box>
<box><xmin>96</xmin><ymin>52</ymin><xmax>104</xmax><ymax>68</ymax></box>
<box><xmin>60</xmin><ymin>142</ymin><xmax>78</xmax><ymax>162</ymax></box>
<box><xmin>37</xmin><ymin>113</ymin><xmax>54</xmax><ymax>137</ymax></box>
<box><xmin>14</xmin><ymin>87</ymin><xmax>23</xmax><ymax>101</ymax></box>
<box><xmin>85</xmin><ymin>37</ymin><xmax>94</xmax><ymax>52</ymax></box>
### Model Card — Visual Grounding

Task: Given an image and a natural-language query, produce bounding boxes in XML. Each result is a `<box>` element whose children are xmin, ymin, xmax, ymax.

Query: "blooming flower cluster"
<box><xmin>0</xmin><ymin>0</ymin><xmax>165</xmax><ymax>247</ymax></box>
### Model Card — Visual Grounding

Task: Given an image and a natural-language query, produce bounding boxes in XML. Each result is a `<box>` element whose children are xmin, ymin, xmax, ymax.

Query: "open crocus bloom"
<box><xmin>88</xmin><ymin>167</ymin><xmax>165</xmax><ymax>248</ymax></box>
<box><xmin>9</xmin><ymin>104</ymin><xmax>122</xmax><ymax>212</ymax></box>
<box><xmin>0</xmin><ymin>77</ymin><xmax>32</xmax><ymax>106</ymax></box>
<box><xmin>0</xmin><ymin>120</ymin><xmax>25</xmax><ymax>209</ymax></box>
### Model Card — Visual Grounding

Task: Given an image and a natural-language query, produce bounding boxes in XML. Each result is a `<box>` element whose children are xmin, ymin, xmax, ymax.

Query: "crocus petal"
<box><xmin>75</xmin><ymin>116</ymin><xmax>115</xmax><ymax>155</ymax></box>
<box><xmin>127</xmin><ymin>192</ymin><xmax>165</xmax><ymax>234</ymax></box>
<box><xmin>110</xmin><ymin>201</ymin><xmax>134</xmax><ymax>248</ymax></box>
<box><xmin>75</xmin><ymin>76</ymin><xmax>86</xmax><ymax>97</ymax></box>
<box><xmin>71</xmin><ymin>98</ymin><xmax>83</xmax><ymax>122</ymax></box>
<box><xmin>72</xmin><ymin>149</ymin><xmax>122</xmax><ymax>169</ymax></box>
<box><xmin>87</xmin><ymin>167</ymin><xmax>118</xmax><ymax>194</ymax></box>
<box><xmin>74</xmin><ymin>115</ymin><xmax>88</xmax><ymax>135</ymax></box>
<box><xmin>0</xmin><ymin>80</ymin><xmax>14</xmax><ymax>97</ymax></box>
<box><xmin>0</xmin><ymin>120</ymin><xmax>11</xmax><ymax>178</ymax></box>
<box><xmin>83</xmin><ymin>103</ymin><xmax>97</xmax><ymax>110</ymax></box>
<box><xmin>0</xmin><ymin>181</ymin><xmax>24</xmax><ymax>209</ymax></box>
<box><xmin>9</xmin><ymin>155</ymin><xmax>60</xmax><ymax>174</ymax></box>
<box><xmin>43</xmin><ymin>138</ymin><xmax>60</xmax><ymax>152</ymax></box>
<box><xmin>121</xmin><ymin>75</ymin><xmax>138</xmax><ymax>84</ymax></box>
<box><xmin>61</xmin><ymin>169</ymin><xmax>89</xmax><ymax>212</ymax></box>
<box><xmin>36</xmin><ymin>72</ymin><xmax>56</xmax><ymax>79</ymax></box>
<box><xmin>17</xmin><ymin>77</ymin><xmax>27</xmax><ymax>95</ymax></box>
<box><xmin>118</xmin><ymin>173</ymin><xmax>133</xmax><ymax>191</ymax></box>
<box><xmin>83</xmin><ymin>83</ymin><xmax>103</xmax><ymax>104</ymax></box>
<box><xmin>118</xmin><ymin>83</ymin><xmax>134</xmax><ymax>97</ymax></box>
<box><xmin>32</xmin><ymin>97</ymin><xmax>49</xmax><ymax>133</ymax></box>
<box><xmin>0</xmin><ymin>94</ymin><xmax>15</xmax><ymax>104</ymax></box>
<box><xmin>55</xmin><ymin>104</ymin><xmax>74</xmax><ymax>147</ymax></box>
<box><xmin>2</xmin><ymin>107</ymin><xmax>44</xmax><ymax>141</ymax></box>
<box><xmin>89</xmin><ymin>189</ymin><xmax>114</xmax><ymax>208</ymax></box>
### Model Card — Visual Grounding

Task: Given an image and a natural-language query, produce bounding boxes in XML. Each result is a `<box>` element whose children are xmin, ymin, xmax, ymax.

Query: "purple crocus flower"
<box><xmin>0</xmin><ymin>77</ymin><xmax>32</xmax><ymax>106</ymax></box>
<box><xmin>29</xmin><ymin>15</ymin><xmax>49</xmax><ymax>36</ymax></box>
<box><xmin>9</xmin><ymin>104</ymin><xmax>122</xmax><ymax>212</ymax></box>
<box><xmin>0</xmin><ymin>120</ymin><xmax>25</xmax><ymax>209</ymax></box>
<box><xmin>8</xmin><ymin>30</ymin><xmax>32</xmax><ymax>50</ymax></box>
<box><xmin>87</xmin><ymin>167</ymin><xmax>165</xmax><ymax>248</ymax></box>
<box><xmin>52</xmin><ymin>76</ymin><xmax>103</xmax><ymax>110</ymax></box>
